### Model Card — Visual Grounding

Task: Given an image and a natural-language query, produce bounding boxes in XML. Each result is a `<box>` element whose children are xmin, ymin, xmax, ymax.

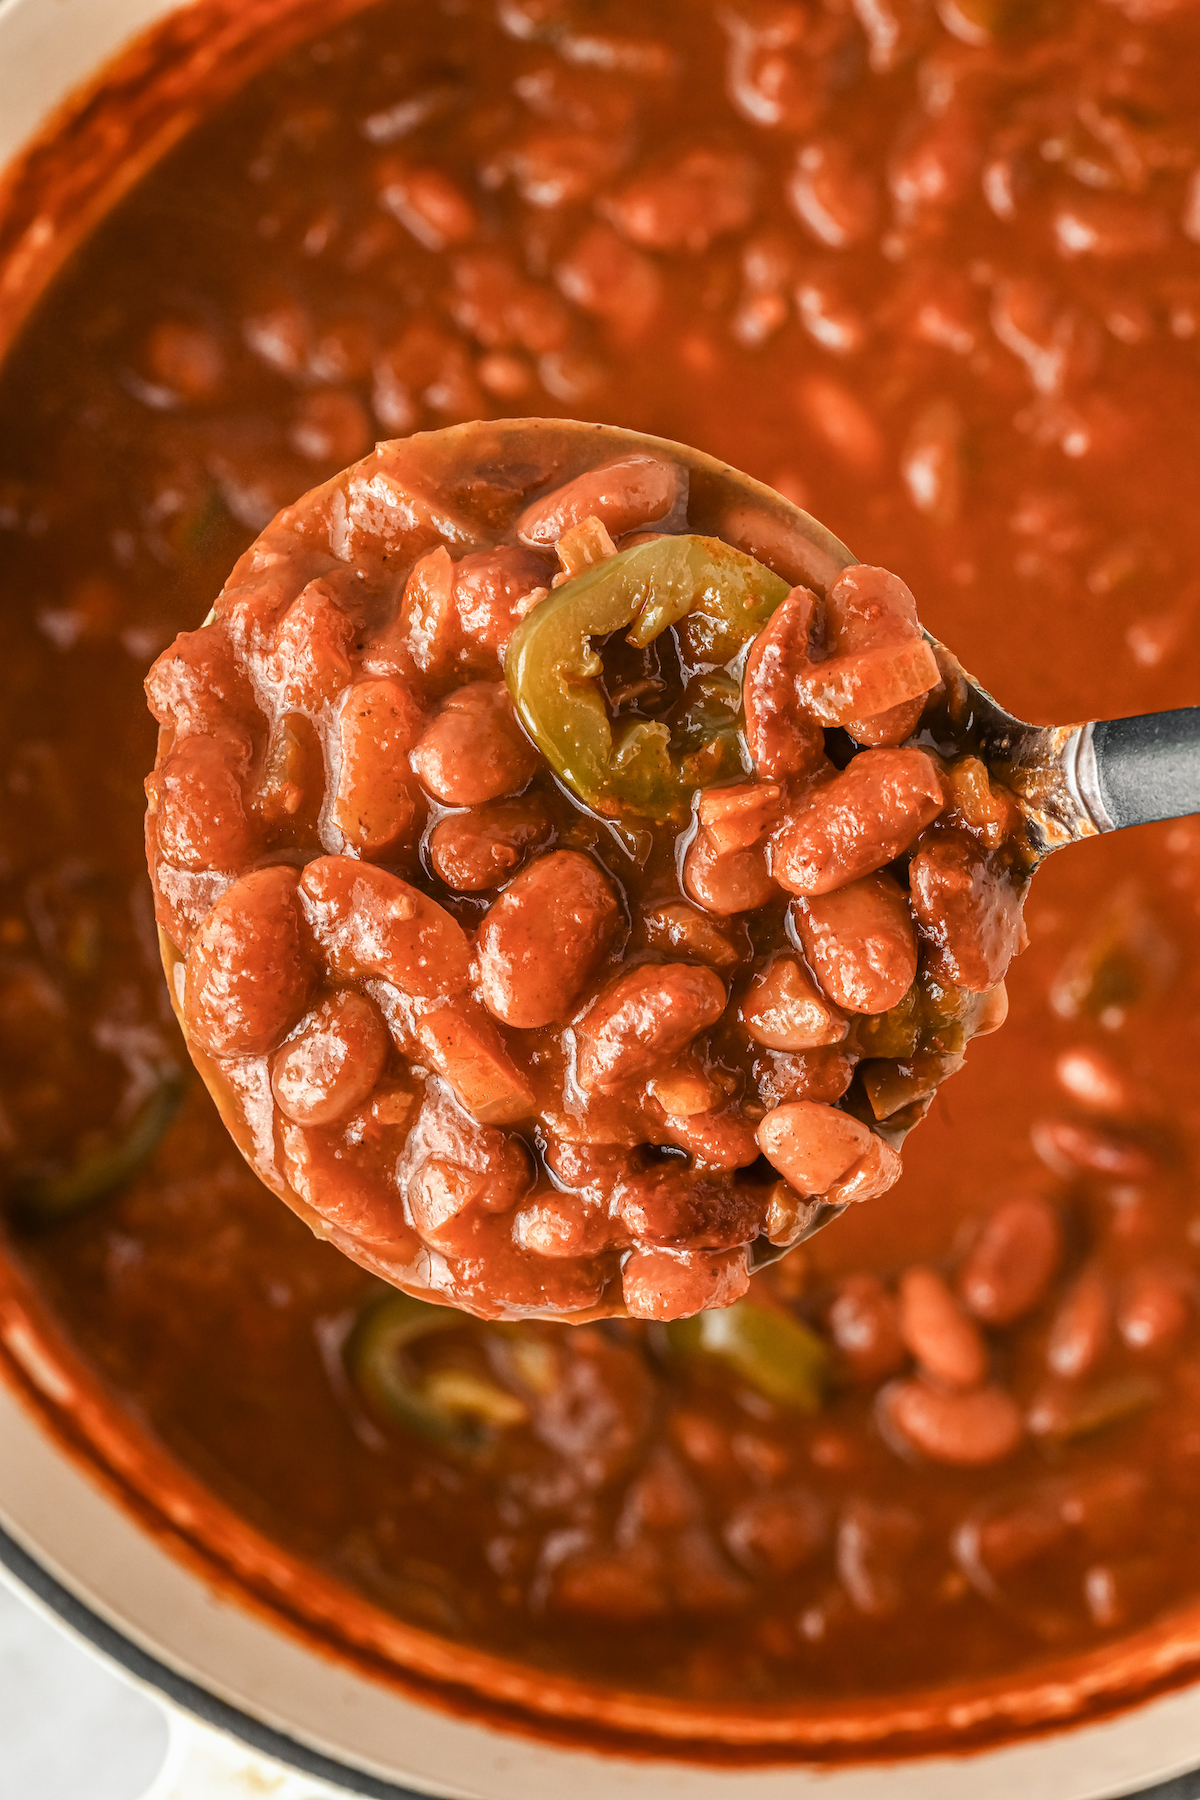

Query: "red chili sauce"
<box><xmin>2</xmin><ymin>0</ymin><xmax>1200</xmax><ymax>1707</ymax></box>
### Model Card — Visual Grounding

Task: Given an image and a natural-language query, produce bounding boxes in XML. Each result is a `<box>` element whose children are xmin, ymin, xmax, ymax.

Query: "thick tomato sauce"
<box><xmin>2</xmin><ymin>0</ymin><xmax>1200</xmax><ymax>1707</ymax></box>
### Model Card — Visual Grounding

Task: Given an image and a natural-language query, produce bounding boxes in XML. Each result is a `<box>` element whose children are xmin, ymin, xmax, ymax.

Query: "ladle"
<box><xmin>163</xmin><ymin>417</ymin><xmax>1200</xmax><ymax>1303</ymax></box>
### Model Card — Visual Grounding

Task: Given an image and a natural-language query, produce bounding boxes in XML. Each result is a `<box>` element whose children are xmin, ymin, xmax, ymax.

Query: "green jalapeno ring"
<box><xmin>12</xmin><ymin>1062</ymin><xmax>186</xmax><ymax>1227</ymax></box>
<box><xmin>346</xmin><ymin>1292</ymin><xmax>529</xmax><ymax>1455</ymax></box>
<box><xmin>505</xmin><ymin>534</ymin><xmax>791</xmax><ymax>825</ymax></box>
<box><xmin>663</xmin><ymin>1297</ymin><xmax>829</xmax><ymax>1415</ymax></box>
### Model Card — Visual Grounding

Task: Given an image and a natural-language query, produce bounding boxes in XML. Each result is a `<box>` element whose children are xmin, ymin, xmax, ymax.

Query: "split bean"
<box><xmin>622</xmin><ymin>1246</ymin><xmax>750</xmax><ymax>1321</ymax></box>
<box><xmin>740</xmin><ymin>954</ymin><xmax>848</xmax><ymax>1050</ymax></box>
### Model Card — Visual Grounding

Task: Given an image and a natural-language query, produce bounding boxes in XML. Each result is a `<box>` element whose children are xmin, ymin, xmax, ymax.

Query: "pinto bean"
<box><xmin>742</xmin><ymin>589</ymin><xmax>825</xmax><ymax>778</ymax></box>
<box><xmin>798</xmin><ymin>374</ymin><xmax>886</xmax><ymax>478</ymax></box>
<box><xmin>516</xmin><ymin>454</ymin><xmax>684</xmax><ymax>546</ymax></box>
<box><xmin>899</xmin><ymin>1266</ymin><xmax>988</xmax><ymax>1391</ymax></box>
<box><xmin>647</xmin><ymin>1062</ymin><xmax>724</xmax><ymax>1119</ymax></box>
<box><xmin>790</xmin><ymin>874</ymin><xmax>917</xmax><ymax>1014</ymax></box>
<box><xmin>513</xmin><ymin>1193</ymin><xmax>619</xmax><ymax>1258</ymax></box>
<box><xmin>1047</xmin><ymin>1264</ymin><xmax>1111</xmax><ymax>1380</ymax></box>
<box><xmin>376</xmin><ymin>160</ymin><xmax>479</xmax><ymax>251</ymax></box>
<box><xmin>271</xmin><ymin>991</ymin><xmax>389</xmax><ymax>1127</ymax></box>
<box><xmin>1031</xmin><ymin>1117</ymin><xmax>1160</xmax><ymax>1182</ymax></box>
<box><xmin>400</xmin><ymin>1082</ymin><xmax>532</xmax><ymax>1256</ymax></box>
<box><xmin>772</xmin><ymin>748</ymin><xmax>944</xmax><ymax>896</ymax></box>
<box><xmin>880</xmin><ymin>1377</ymin><xmax>1023</xmax><ymax>1466</ymax></box>
<box><xmin>263</xmin><ymin>579</ymin><xmax>354</xmax><ymax>712</ymax></box>
<box><xmin>411</xmin><ymin>682</ymin><xmax>538</xmax><ymax>805</ymax></box>
<box><xmin>252</xmin><ymin>713</ymin><xmax>324</xmax><ymax>829</ymax></box>
<box><xmin>380</xmin><ymin>545</ymin><xmax>455</xmax><ymax>680</ymax></box>
<box><xmin>576</xmin><ymin>963</ymin><xmax>727</xmax><ymax>1093</ymax></box>
<box><xmin>280</xmin><ymin>1119</ymin><xmax>411</xmax><ymax>1246</ymax></box>
<box><xmin>453</xmin><ymin>545</ymin><xmax>550</xmax><ymax>663</ymax></box>
<box><xmin>789</xmin><ymin>140</ymin><xmax>878</xmax><ymax>249</ymax></box>
<box><xmin>1054</xmin><ymin>1045</ymin><xmax>1139</xmax><ymax>1115</ymax></box>
<box><xmin>828</xmin><ymin>1129</ymin><xmax>901</xmax><ymax>1203</ymax></box>
<box><xmin>909</xmin><ymin>832</ymin><xmax>1023</xmax><ymax>992</ymax></box>
<box><xmin>150</xmin><ymin>855</ymin><xmax>232</xmax><ymax>953</ymax></box>
<box><xmin>477</xmin><ymin>850</ymin><xmax>620</xmax><ymax>1028</ymax></box>
<box><xmin>824</xmin><ymin>564</ymin><xmax>934</xmax><ymax>746</ymax></box>
<box><xmin>836</xmin><ymin>1498</ymin><xmax>920</xmax><ymax>1617</ymax></box>
<box><xmin>616</xmin><ymin>1164</ymin><xmax>763</xmax><ymax>1247</ymax></box>
<box><xmin>958</xmin><ymin>1195</ymin><xmax>1063</xmax><ymax>1325</ymax></box>
<box><xmin>652</xmin><ymin>1107</ymin><xmax>762</xmax><ymax>1170</ymax></box>
<box><xmin>299</xmin><ymin>855</ymin><xmax>472</xmax><ymax>1000</ymax></box>
<box><xmin>828</xmin><ymin>1273</ymin><xmax>907</xmax><ymax>1382</ymax></box>
<box><xmin>154</xmin><ymin>733</ymin><xmax>255</xmax><ymax>872</ymax></box>
<box><xmin>755</xmin><ymin>1045</ymin><xmax>857</xmax><ymax>1107</ymax></box>
<box><xmin>415</xmin><ymin>1001</ymin><xmax>535</xmax><ymax>1125</ymax></box>
<box><xmin>330</xmin><ymin>678</ymin><xmax>425</xmax><ymax>859</ymax></box>
<box><xmin>555</xmin><ymin>222</ymin><xmax>663</xmax><ymax>345</ymax></box>
<box><xmin>756</xmin><ymin>1101</ymin><xmax>874</xmax><ymax>1195</ymax></box>
<box><xmin>428</xmin><ymin>795</ymin><xmax>553</xmax><ymax>891</ymax></box>
<box><xmin>1117</xmin><ymin>1264</ymin><xmax>1191</xmax><ymax>1354</ymax></box>
<box><xmin>682</xmin><ymin>828</ymin><xmax>777</xmax><ymax>916</ymax></box>
<box><xmin>641</xmin><ymin>902</ymin><xmax>744</xmax><ymax>970</ymax></box>
<box><xmin>408</xmin><ymin>1150</ymin><xmax>530</xmax><ymax>1254</ymax></box>
<box><xmin>184</xmin><ymin>865</ymin><xmax>315</xmax><ymax>1057</ymax></box>
<box><xmin>741</xmin><ymin>954</ymin><xmax>848</xmax><ymax>1050</ymax></box>
<box><xmin>622</xmin><ymin>1245</ymin><xmax>750</xmax><ymax>1321</ymax></box>
<box><xmin>544</xmin><ymin>1138</ymin><xmax>635</xmax><ymax>1200</ymax></box>
<box><xmin>682</xmin><ymin>784</ymin><xmax>783</xmax><ymax>915</ymax></box>
<box><xmin>289</xmin><ymin>388</ymin><xmax>373</xmax><ymax>465</ymax></box>
<box><xmin>145</xmin><ymin>623</ymin><xmax>256</xmax><ymax>739</ymax></box>
<box><xmin>724</xmin><ymin>1489</ymin><xmax>826</xmax><ymax>1577</ymax></box>
<box><xmin>604</xmin><ymin>146</ymin><xmax>757</xmax><ymax>250</ymax></box>
<box><xmin>796</xmin><ymin>273</ymin><xmax>868</xmax><ymax>356</ymax></box>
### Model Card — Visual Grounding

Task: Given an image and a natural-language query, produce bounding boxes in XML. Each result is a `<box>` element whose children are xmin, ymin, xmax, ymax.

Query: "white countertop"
<box><xmin>0</xmin><ymin>1576</ymin><xmax>167</xmax><ymax>1800</ymax></box>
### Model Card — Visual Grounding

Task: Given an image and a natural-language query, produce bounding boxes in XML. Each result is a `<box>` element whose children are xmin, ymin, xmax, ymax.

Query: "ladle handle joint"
<box><xmin>1081</xmin><ymin>707</ymin><xmax>1200</xmax><ymax>833</ymax></box>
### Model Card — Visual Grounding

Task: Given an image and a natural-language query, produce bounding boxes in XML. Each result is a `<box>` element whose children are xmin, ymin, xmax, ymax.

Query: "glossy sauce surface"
<box><xmin>2</xmin><ymin>0</ymin><xmax>1200</xmax><ymax>1706</ymax></box>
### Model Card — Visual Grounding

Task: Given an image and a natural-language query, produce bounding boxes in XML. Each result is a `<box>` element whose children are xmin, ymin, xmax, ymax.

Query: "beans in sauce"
<box><xmin>2</xmin><ymin>0</ymin><xmax>1200</xmax><ymax>1713</ymax></box>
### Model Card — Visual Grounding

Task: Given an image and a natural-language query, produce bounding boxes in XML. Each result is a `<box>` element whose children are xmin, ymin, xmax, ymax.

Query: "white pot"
<box><xmin>3</xmin><ymin>3</ymin><xmax>1200</xmax><ymax>1794</ymax></box>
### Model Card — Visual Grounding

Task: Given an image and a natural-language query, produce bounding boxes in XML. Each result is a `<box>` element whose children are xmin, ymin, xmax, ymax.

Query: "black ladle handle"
<box><xmin>1076</xmin><ymin>707</ymin><xmax>1200</xmax><ymax>832</ymax></box>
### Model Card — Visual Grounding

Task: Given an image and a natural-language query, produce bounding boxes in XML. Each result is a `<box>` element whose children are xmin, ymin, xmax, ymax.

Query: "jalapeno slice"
<box><xmin>346</xmin><ymin>1292</ymin><xmax>529</xmax><ymax>1454</ymax></box>
<box><xmin>664</xmin><ymin>1298</ymin><xmax>829</xmax><ymax>1414</ymax></box>
<box><xmin>505</xmin><ymin>534</ymin><xmax>790</xmax><ymax>824</ymax></box>
<box><xmin>13</xmin><ymin>1064</ymin><xmax>186</xmax><ymax>1226</ymax></box>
